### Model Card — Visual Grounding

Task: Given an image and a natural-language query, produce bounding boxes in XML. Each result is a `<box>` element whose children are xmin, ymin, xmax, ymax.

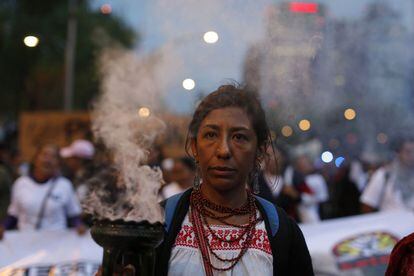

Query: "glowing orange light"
<box><xmin>290</xmin><ymin>2</ymin><xmax>318</xmax><ymax>14</ymax></box>
<box><xmin>298</xmin><ymin>119</ymin><xmax>311</xmax><ymax>131</ymax></box>
<box><xmin>100</xmin><ymin>4</ymin><xmax>112</xmax><ymax>14</ymax></box>
<box><xmin>281</xmin><ymin>126</ymin><xmax>293</xmax><ymax>137</ymax></box>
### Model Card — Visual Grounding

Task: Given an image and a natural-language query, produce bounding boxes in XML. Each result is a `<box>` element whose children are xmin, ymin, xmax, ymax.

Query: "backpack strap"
<box><xmin>164</xmin><ymin>192</ymin><xmax>185</xmax><ymax>233</ymax></box>
<box><xmin>254</xmin><ymin>195</ymin><xmax>279</xmax><ymax>237</ymax></box>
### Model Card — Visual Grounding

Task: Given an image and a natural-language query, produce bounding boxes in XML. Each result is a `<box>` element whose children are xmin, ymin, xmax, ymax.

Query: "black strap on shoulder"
<box><xmin>35</xmin><ymin>178</ymin><xmax>58</xmax><ymax>229</ymax></box>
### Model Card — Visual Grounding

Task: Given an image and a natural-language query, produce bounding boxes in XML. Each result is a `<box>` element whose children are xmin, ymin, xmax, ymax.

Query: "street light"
<box><xmin>321</xmin><ymin>151</ymin><xmax>333</xmax><ymax>163</ymax></box>
<box><xmin>298</xmin><ymin>119</ymin><xmax>311</xmax><ymax>131</ymax></box>
<box><xmin>146</xmin><ymin>31</ymin><xmax>218</xmax><ymax>97</ymax></box>
<box><xmin>344</xmin><ymin>108</ymin><xmax>356</xmax><ymax>120</ymax></box>
<box><xmin>203</xmin><ymin>31</ymin><xmax>219</xmax><ymax>44</ymax></box>
<box><xmin>281</xmin><ymin>125</ymin><xmax>293</xmax><ymax>137</ymax></box>
<box><xmin>182</xmin><ymin>78</ymin><xmax>196</xmax><ymax>90</ymax></box>
<box><xmin>23</xmin><ymin>36</ymin><xmax>39</xmax><ymax>47</ymax></box>
<box><xmin>138</xmin><ymin>107</ymin><xmax>151</xmax><ymax>118</ymax></box>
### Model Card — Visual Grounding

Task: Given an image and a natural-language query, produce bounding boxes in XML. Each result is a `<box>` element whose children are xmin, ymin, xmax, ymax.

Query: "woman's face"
<box><xmin>34</xmin><ymin>145</ymin><xmax>60</xmax><ymax>177</ymax></box>
<box><xmin>191</xmin><ymin>107</ymin><xmax>258</xmax><ymax>192</ymax></box>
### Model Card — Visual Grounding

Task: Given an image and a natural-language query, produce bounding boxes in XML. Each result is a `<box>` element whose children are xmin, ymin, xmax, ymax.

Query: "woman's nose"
<box><xmin>216</xmin><ymin>137</ymin><xmax>231</xmax><ymax>159</ymax></box>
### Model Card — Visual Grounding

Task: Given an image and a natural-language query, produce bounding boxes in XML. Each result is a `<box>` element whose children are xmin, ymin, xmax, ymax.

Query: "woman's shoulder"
<box><xmin>12</xmin><ymin>175</ymin><xmax>32</xmax><ymax>188</ymax></box>
<box><xmin>54</xmin><ymin>176</ymin><xmax>75</xmax><ymax>191</ymax></box>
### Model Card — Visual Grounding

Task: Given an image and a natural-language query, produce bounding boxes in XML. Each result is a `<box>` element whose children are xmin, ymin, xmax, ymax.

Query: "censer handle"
<box><xmin>102</xmin><ymin>247</ymin><xmax>119</xmax><ymax>276</ymax></box>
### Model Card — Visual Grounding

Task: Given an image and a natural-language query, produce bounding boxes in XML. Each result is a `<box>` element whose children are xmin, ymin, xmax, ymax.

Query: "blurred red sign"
<box><xmin>290</xmin><ymin>2</ymin><xmax>318</xmax><ymax>13</ymax></box>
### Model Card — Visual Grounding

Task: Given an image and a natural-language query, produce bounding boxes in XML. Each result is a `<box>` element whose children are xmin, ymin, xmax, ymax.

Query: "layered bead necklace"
<box><xmin>190</xmin><ymin>188</ymin><xmax>261</xmax><ymax>274</ymax></box>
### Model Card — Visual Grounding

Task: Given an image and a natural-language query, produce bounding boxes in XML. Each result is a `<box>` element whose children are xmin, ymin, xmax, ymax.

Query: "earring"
<box><xmin>193</xmin><ymin>160</ymin><xmax>201</xmax><ymax>190</ymax></box>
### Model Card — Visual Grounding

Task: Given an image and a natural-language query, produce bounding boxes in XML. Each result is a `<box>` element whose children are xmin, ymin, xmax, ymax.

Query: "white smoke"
<box><xmin>83</xmin><ymin>48</ymin><xmax>172</xmax><ymax>223</ymax></box>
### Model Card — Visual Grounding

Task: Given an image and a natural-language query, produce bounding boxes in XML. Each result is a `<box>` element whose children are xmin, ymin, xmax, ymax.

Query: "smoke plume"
<box><xmin>83</xmin><ymin>48</ymin><xmax>169</xmax><ymax>223</ymax></box>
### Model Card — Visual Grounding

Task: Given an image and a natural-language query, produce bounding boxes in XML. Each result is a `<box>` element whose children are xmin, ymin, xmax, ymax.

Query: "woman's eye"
<box><xmin>234</xmin><ymin>134</ymin><xmax>248</xmax><ymax>141</ymax></box>
<box><xmin>204</xmin><ymin>132</ymin><xmax>217</xmax><ymax>139</ymax></box>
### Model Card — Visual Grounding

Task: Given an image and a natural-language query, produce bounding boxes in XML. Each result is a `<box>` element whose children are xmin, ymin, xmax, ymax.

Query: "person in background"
<box><xmin>328</xmin><ymin>159</ymin><xmax>362</xmax><ymax>218</ymax></box>
<box><xmin>0</xmin><ymin>143</ymin><xmax>13</xmax><ymax>222</ymax></box>
<box><xmin>159</xmin><ymin>156</ymin><xmax>195</xmax><ymax>200</ymax></box>
<box><xmin>256</xmin><ymin>146</ymin><xmax>284</xmax><ymax>203</ymax></box>
<box><xmin>60</xmin><ymin>139</ymin><xmax>95</xmax><ymax>202</ymax></box>
<box><xmin>0</xmin><ymin>144</ymin><xmax>85</xmax><ymax>240</ymax></box>
<box><xmin>361</xmin><ymin>136</ymin><xmax>414</xmax><ymax>213</ymax></box>
<box><xmin>284</xmin><ymin>154</ymin><xmax>328</xmax><ymax>223</ymax></box>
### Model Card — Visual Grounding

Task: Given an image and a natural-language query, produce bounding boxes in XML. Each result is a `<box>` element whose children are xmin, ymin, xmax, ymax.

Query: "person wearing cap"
<box><xmin>60</xmin><ymin>139</ymin><xmax>95</xmax><ymax>202</ymax></box>
<box><xmin>361</xmin><ymin>137</ymin><xmax>414</xmax><ymax>213</ymax></box>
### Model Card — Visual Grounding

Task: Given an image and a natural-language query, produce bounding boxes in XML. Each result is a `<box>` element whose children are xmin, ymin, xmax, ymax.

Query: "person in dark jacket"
<box><xmin>156</xmin><ymin>84</ymin><xmax>313</xmax><ymax>275</ymax></box>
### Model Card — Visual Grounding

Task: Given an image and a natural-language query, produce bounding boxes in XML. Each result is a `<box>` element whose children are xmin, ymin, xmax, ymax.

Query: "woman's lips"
<box><xmin>209</xmin><ymin>166</ymin><xmax>237</xmax><ymax>177</ymax></box>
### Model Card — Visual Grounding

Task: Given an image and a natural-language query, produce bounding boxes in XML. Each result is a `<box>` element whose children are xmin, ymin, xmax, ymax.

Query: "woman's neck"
<box><xmin>32</xmin><ymin>170</ymin><xmax>53</xmax><ymax>183</ymax></box>
<box><xmin>200</xmin><ymin>183</ymin><xmax>248</xmax><ymax>209</ymax></box>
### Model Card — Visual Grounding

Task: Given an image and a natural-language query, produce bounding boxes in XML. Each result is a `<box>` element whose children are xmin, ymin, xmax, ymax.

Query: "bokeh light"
<box><xmin>23</xmin><ymin>36</ymin><xmax>39</xmax><ymax>47</ymax></box>
<box><xmin>335</xmin><ymin>156</ymin><xmax>345</xmax><ymax>167</ymax></box>
<box><xmin>281</xmin><ymin>125</ymin><xmax>293</xmax><ymax>137</ymax></box>
<box><xmin>344</xmin><ymin>108</ymin><xmax>356</xmax><ymax>120</ymax></box>
<box><xmin>100</xmin><ymin>4</ymin><xmax>112</xmax><ymax>14</ymax></box>
<box><xmin>321</xmin><ymin>151</ymin><xmax>334</xmax><ymax>163</ymax></box>
<box><xmin>138</xmin><ymin>107</ymin><xmax>150</xmax><ymax>118</ymax></box>
<box><xmin>298</xmin><ymin>119</ymin><xmax>311</xmax><ymax>131</ymax></box>
<box><xmin>203</xmin><ymin>31</ymin><xmax>219</xmax><ymax>44</ymax></box>
<box><xmin>377</xmin><ymin>132</ymin><xmax>388</xmax><ymax>144</ymax></box>
<box><xmin>182</xmin><ymin>78</ymin><xmax>195</xmax><ymax>90</ymax></box>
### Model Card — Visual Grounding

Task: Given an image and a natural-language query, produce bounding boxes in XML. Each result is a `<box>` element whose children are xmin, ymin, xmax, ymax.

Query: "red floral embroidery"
<box><xmin>174</xmin><ymin>223</ymin><xmax>272</xmax><ymax>255</ymax></box>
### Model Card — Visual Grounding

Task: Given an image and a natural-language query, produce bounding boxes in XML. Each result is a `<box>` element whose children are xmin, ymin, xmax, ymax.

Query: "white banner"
<box><xmin>301</xmin><ymin>210</ymin><xmax>414</xmax><ymax>275</ymax></box>
<box><xmin>0</xmin><ymin>211</ymin><xmax>413</xmax><ymax>275</ymax></box>
<box><xmin>0</xmin><ymin>230</ymin><xmax>101</xmax><ymax>275</ymax></box>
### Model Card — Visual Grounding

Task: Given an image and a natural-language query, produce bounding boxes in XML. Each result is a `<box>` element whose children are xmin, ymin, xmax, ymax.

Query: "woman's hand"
<box><xmin>76</xmin><ymin>224</ymin><xmax>87</xmax><ymax>236</ymax></box>
<box><xmin>95</xmin><ymin>266</ymin><xmax>102</xmax><ymax>276</ymax></box>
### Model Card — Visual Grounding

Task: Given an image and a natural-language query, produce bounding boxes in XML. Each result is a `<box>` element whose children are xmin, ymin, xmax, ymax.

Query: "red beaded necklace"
<box><xmin>190</xmin><ymin>188</ymin><xmax>261</xmax><ymax>273</ymax></box>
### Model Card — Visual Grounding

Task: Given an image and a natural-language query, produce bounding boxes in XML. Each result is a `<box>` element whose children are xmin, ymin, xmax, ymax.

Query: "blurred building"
<box><xmin>243</xmin><ymin>2</ymin><xmax>329</xmax><ymax>145</ymax></box>
<box><xmin>244</xmin><ymin>1</ymin><xmax>414</xmax><ymax>158</ymax></box>
<box><xmin>329</xmin><ymin>2</ymin><xmax>414</xmax><ymax>158</ymax></box>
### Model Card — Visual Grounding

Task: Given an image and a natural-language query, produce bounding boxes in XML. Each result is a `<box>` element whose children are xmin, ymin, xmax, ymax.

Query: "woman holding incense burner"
<box><xmin>157</xmin><ymin>84</ymin><xmax>313</xmax><ymax>275</ymax></box>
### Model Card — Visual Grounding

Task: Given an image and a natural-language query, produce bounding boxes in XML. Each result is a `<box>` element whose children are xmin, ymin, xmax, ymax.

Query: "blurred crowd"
<box><xmin>0</xmin><ymin>134</ymin><xmax>413</xmax><ymax>238</ymax></box>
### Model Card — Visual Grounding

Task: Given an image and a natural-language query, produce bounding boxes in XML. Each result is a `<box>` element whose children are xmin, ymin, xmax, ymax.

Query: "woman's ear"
<box><xmin>190</xmin><ymin>138</ymin><xmax>198</xmax><ymax>160</ymax></box>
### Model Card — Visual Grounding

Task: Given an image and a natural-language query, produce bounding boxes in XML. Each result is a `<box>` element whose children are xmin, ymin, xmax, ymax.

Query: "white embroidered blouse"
<box><xmin>168</xmin><ymin>209</ymin><xmax>273</xmax><ymax>276</ymax></box>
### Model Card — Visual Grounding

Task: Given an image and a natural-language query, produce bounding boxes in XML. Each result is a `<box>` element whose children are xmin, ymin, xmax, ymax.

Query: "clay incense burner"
<box><xmin>91</xmin><ymin>219</ymin><xmax>164</xmax><ymax>276</ymax></box>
